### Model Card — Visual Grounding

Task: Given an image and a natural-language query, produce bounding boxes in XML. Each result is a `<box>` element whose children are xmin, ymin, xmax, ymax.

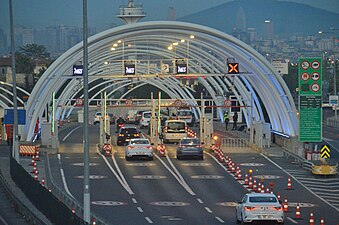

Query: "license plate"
<box><xmin>261</xmin><ymin>207</ymin><xmax>268</xmax><ymax>210</ymax></box>
<box><xmin>126</xmin><ymin>139</ymin><xmax>130</xmax><ymax>141</ymax></box>
<box><xmin>259</xmin><ymin>215</ymin><xmax>271</xmax><ymax>219</ymax></box>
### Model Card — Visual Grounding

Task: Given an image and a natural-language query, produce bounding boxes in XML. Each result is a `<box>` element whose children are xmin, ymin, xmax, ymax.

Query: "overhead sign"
<box><xmin>125</xmin><ymin>98</ymin><xmax>133</xmax><ymax>106</ymax></box>
<box><xmin>271</xmin><ymin>59</ymin><xmax>288</xmax><ymax>75</ymax></box>
<box><xmin>227</xmin><ymin>63</ymin><xmax>239</xmax><ymax>74</ymax></box>
<box><xmin>320</xmin><ymin>145</ymin><xmax>330</xmax><ymax>158</ymax></box>
<box><xmin>224</xmin><ymin>100</ymin><xmax>231</xmax><ymax>107</ymax></box>
<box><xmin>75</xmin><ymin>98</ymin><xmax>84</xmax><ymax>107</ymax></box>
<box><xmin>298</xmin><ymin>58</ymin><xmax>322</xmax><ymax>96</ymax></box>
<box><xmin>176</xmin><ymin>59</ymin><xmax>187</xmax><ymax>74</ymax></box>
<box><xmin>124</xmin><ymin>64</ymin><xmax>135</xmax><ymax>75</ymax></box>
<box><xmin>4</xmin><ymin>109</ymin><xmax>26</xmax><ymax>125</ymax></box>
<box><xmin>174</xmin><ymin>99</ymin><xmax>182</xmax><ymax>108</ymax></box>
<box><xmin>73</xmin><ymin>65</ymin><xmax>83</xmax><ymax>75</ymax></box>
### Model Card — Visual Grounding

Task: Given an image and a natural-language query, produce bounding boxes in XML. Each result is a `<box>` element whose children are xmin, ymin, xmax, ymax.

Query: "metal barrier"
<box><xmin>326</xmin><ymin>116</ymin><xmax>339</xmax><ymax>128</ymax></box>
<box><xmin>45</xmin><ymin>153</ymin><xmax>110</xmax><ymax>225</ymax></box>
<box><xmin>221</xmin><ymin>138</ymin><xmax>250</xmax><ymax>148</ymax></box>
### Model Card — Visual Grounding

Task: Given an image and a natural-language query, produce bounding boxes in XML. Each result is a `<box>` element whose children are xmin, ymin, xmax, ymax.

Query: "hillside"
<box><xmin>178</xmin><ymin>0</ymin><xmax>339</xmax><ymax>36</ymax></box>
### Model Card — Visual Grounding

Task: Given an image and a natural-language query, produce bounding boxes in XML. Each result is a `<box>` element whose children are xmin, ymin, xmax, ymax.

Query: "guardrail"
<box><xmin>326</xmin><ymin>116</ymin><xmax>339</xmax><ymax>128</ymax></box>
<box><xmin>221</xmin><ymin>138</ymin><xmax>250</xmax><ymax>148</ymax></box>
<box><xmin>0</xmin><ymin>168</ymin><xmax>48</xmax><ymax>225</ymax></box>
<box><xmin>44</xmin><ymin>153</ymin><xmax>110</xmax><ymax>225</ymax></box>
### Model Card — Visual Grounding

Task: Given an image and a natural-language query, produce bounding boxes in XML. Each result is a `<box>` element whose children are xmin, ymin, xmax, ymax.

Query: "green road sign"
<box><xmin>299</xmin><ymin>96</ymin><xmax>322</xmax><ymax>142</ymax></box>
<box><xmin>298</xmin><ymin>58</ymin><xmax>322</xmax><ymax>96</ymax></box>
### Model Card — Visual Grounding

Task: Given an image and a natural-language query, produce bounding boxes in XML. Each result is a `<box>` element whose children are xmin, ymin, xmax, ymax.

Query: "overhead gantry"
<box><xmin>22</xmin><ymin>21</ymin><xmax>298</xmax><ymax>141</ymax></box>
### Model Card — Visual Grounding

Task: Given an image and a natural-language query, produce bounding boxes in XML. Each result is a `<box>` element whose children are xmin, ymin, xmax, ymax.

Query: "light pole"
<box><xmin>9</xmin><ymin>0</ymin><xmax>19</xmax><ymax>161</ymax></box>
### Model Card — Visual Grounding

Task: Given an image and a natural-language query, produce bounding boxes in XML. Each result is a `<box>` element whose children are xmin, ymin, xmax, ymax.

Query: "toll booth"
<box><xmin>253</xmin><ymin>122</ymin><xmax>271</xmax><ymax>148</ymax></box>
<box><xmin>41</xmin><ymin>120</ymin><xmax>59</xmax><ymax>149</ymax></box>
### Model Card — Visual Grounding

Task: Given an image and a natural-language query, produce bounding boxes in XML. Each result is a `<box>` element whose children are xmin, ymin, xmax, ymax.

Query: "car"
<box><xmin>93</xmin><ymin>112</ymin><xmax>109</xmax><ymax>125</ymax></box>
<box><xmin>176</xmin><ymin>109</ymin><xmax>195</xmax><ymax>127</ymax></box>
<box><xmin>125</xmin><ymin>138</ymin><xmax>153</xmax><ymax>160</ymax></box>
<box><xmin>176</xmin><ymin>138</ymin><xmax>203</xmax><ymax>160</ymax></box>
<box><xmin>140</xmin><ymin>111</ymin><xmax>152</xmax><ymax>128</ymax></box>
<box><xmin>236</xmin><ymin>193</ymin><xmax>284</xmax><ymax>224</ymax></box>
<box><xmin>117</xmin><ymin>125</ymin><xmax>140</xmax><ymax>146</ymax></box>
<box><xmin>163</xmin><ymin>119</ymin><xmax>188</xmax><ymax>143</ymax></box>
<box><xmin>135</xmin><ymin>110</ymin><xmax>146</xmax><ymax>125</ymax></box>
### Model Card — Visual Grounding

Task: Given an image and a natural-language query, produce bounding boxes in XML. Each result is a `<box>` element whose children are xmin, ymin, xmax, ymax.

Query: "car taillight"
<box><xmin>197</xmin><ymin>145</ymin><xmax>202</xmax><ymax>148</ymax></box>
<box><xmin>147</xmin><ymin>146</ymin><xmax>153</xmax><ymax>150</ymax></box>
<box><xmin>164</xmin><ymin>127</ymin><xmax>168</xmax><ymax>132</ymax></box>
<box><xmin>185</xmin><ymin>126</ymin><xmax>188</xmax><ymax>132</ymax></box>
<box><xmin>274</xmin><ymin>206</ymin><xmax>282</xmax><ymax>211</ymax></box>
<box><xmin>119</xmin><ymin>134</ymin><xmax>124</xmax><ymax>137</ymax></box>
<box><xmin>244</xmin><ymin>206</ymin><xmax>255</xmax><ymax>211</ymax></box>
<box><xmin>128</xmin><ymin>146</ymin><xmax>132</xmax><ymax>150</ymax></box>
<box><xmin>134</xmin><ymin>133</ymin><xmax>139</xmax><ymax>137</ymax></box>
<box><xmin>178</xmin><ymin>145</ymin><xmax>183</xmax><ymax>148</ymax></box>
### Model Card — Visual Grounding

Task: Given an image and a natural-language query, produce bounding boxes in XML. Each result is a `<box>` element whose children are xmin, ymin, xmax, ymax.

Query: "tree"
<box><xmin>19</xmin><ymin>43</ymin><xmax>50</xmax><ymax>59</ymax></box>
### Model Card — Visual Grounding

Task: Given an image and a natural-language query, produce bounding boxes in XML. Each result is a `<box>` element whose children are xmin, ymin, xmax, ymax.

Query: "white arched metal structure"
<box><xmin>23</xmin><ymin>21</ymin><xmax>298</xmax><ymax>141</ymax></box>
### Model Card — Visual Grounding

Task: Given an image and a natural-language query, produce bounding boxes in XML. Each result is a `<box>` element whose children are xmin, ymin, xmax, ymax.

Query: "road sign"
<box><xmin>227</xmin><ymin>63</ymin><xmax>239</xmax><ymax>74</ymax></box>
<box><xmin>73</xmin><ymin>65</ymin><xmax>83</xmax><ymax>75</ymax></box>
<box><xmin>125</xmin><ymin>98</ymin><xmax>133</xmax><ymax>106</ymax></box>
<box><xmin>174</xmin><ymin>99</ymin><xmax>182</xmax><ymax>108</ymax></box>
<box><xmin>4</xmin><ymin>109</ymin><xmax>26</xmax><ymax>125</ymax></box>
<box><xmin>299</xmin><ymin>96</ymin><xmax>322</xmax><ymax>142</ymax></box>
<box><xmin>320</xmin><ymin>145</ymin><xmax>330</xmax><ymax>158</ymax></box>
<box><xmin>102</xmin><ymin>144</ymin><xmax>112</xmax><ymax>151</ymax></box>
<box><xmin>224</xmin><ymin>99</ymin><xmax>231</xmax><ymax>107</ymax></box>
<box><xmin>75</xmin><ymin>98</ymin><xmax>84</xmax><ymax>107</ymax></box>
<box><xmin>271</xmin><ymin>59</ymin><xmax>288</xmax><ymax>75</ymax></box>
<box><xmin>298</xmin><ymin>58</ymin><xmax>322</xmax><ymax>96</ymax></box>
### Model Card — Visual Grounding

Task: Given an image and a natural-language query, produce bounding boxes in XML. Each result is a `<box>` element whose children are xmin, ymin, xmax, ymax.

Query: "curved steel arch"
<box><xmin>24</xmin><ymin>21</ymin><xmax>297</xmax><ymax>141</ymax></box>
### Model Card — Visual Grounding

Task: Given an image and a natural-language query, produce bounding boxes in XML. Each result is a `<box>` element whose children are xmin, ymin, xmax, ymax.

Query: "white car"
<box><xmin>93</xmin><ymin>112</ymin><xmax>109</xmax><ymax>125</ymax></box>
<box><xmin>125</xmin><ymin>138</ymin><xmax>153</xmax><ymax>161</ymax></box>
<box><xmin>236</xmin><ymin>193</ymin><xmax>284</xmax><ymax>224</ymax></box>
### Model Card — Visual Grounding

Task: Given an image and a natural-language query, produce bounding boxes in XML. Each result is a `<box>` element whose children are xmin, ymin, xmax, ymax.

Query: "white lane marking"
<box><xmin>62</xmin><ymin>125</ymin><xmax>82</xmax><ymax>141</ymax></box>
<box><xmin>205</xmin><ymin>207</ymin><xmax>212</xmax><ymax>213</ymax></box>
<box><xmin>155</xmin><ymin>154</ymin><xmax>195</xmax><ymax>196</ymax></box>
<box><xmin>165</xmin><ymin>154</ymin><xmax>196</xmax><ymax>195</ymax></box>
<box><xmin>132</xmin><ymin>198</ymin><xmax>138</xmax><ymax>204</ymax></box>
<box><xmin>260</xmin><ymin>153</ymin><xmax>339</xmax><ymax>212</ymax></box>
<box><xmin>98</xmin><ymin>150</ymin><xmax>134</xmax><ymax>195</ymax></box>
<box><xmin>197</xmin><ymin>198</ymin><xmax>204</xmax><ymax>204</ymax></box>
<box><xmin>145</xmin><ymin>217</ymin><xmax>153</xmax><ymax>224</ymax></box>
<box><xmin>57</xmin><ymin>154</ymin><xmax>61</xmax><ymax>164</ymax></box>
<box><xmin>137</xmin><ymin>207</ymin><xmax>144</xmax><ymax>213</ymax></box>
<box><xmin>60</xmin><ymin>168</ymin><xmax>75</xmax><ymax>199</ymax></box>
<box><xmin>111</xmin><ymin>152</ymin><xmax>133</xmax><ymax>192</ymax></box>
<box><xmin>205</xmin><ymin>152</ymin><xmax>249</xmax><ymax>192</ymax></box>
<box><xmin>286</xmin><ymin>217</ymin><xmax>298</xmax><ymax>224</ymax></box>
<box><xmin>0</xmin><ymin>214</ymin><xmax>9</xmax><ymax>225</ymax></box>
<box><xmin>215</xmin><ymin>216</ymin><xmax>225</xmax><ymax>223</ymax></box>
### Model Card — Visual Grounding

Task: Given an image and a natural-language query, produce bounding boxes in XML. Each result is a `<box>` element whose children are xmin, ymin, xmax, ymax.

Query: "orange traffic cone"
<box><xmin>244</xmin><ymin>174</ymin><xmax>249</xmax><ymax>185</ymax></box>
<box><xmin>287</xmin><ymin>176</ymin><xmax>292</xmax><ymax>190</ymax></box>
<box><xmin>257</xmin><ymin>182</ymin><xmax>262</xmax><ymax>192</ymax></box>
<box><xmin>283</xmin><ymin>198</ymin><xmax>288</xmax><ymax>212</ymax></box>
<box><xmin>30</xmin><ymin>156</ymin><xmax>35</xmax><ymax>166</ymax></box>
<box><xmin>309</xmin><ymin>210</ymin><xmax>314</xmax><ymax>225</ymax></box>
<box><xmin>92</xmin><ymin>218</ymin><xmax>97</xmax><ymax>225</ymax></box>
<box><xmin>260</xmin><ymin>184</ymin><xmax>265</xmax><ymax>193</ymax></box>
<box><xmin>41</xmin><ymin>177</ymin><xmax>45</xmax><ymax>187</ymax></box>
<box><xmin>248</xmin><ymin>177</ymin><xmax>253</xmax><ymax>189</ymax></box>
<box><xmin>277</xmin><ymin>193</ymin><xmax>281</xmax><ymax>201</ymax></box>
<box><xmin>295</xmin><ymin>203</ymin><xmax>301</xmax><ymax>219</ymax></box>
<box><xmin>252</xmin><ymin>179</ymin><xmax>257</xmax><ymax>192</ymax></box>
<box><xmin>72</xmin><ymin>208</ymin><xmax>75</xmax><ymax>214</ymax></box>
<box><xmin>320</xmin><ymin>217</ymin><xmax>324</xmax><ymax>225</ymax></box>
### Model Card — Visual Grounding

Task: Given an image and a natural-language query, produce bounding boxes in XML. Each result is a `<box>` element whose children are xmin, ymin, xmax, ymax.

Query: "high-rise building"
<box><xmin>167</xmin><ymin>6</ymin><xmax>176</xmax><ymax>21</ymax></box>
<box><xmin>235</xmin><ymin>6</ymin><xmax>246</xmax><ymax>32</ymax></box>
<box><xmin>264</xmin><ymin>20</ymin><xmax>274</xmax><ymax>39</ymax></box>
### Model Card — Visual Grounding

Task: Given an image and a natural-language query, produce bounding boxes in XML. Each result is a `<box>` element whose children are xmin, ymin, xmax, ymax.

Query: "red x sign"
<box><xmin>228</xmin><ymin>63</ymin><xmax>239</xmax><ymax>74</ymax></box>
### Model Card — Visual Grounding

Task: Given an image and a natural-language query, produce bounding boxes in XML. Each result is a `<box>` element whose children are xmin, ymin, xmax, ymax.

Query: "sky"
<box><xmin>0</xmin><ymin>0</ymin><xmax>338</xmax><ymax>31</ymax></box>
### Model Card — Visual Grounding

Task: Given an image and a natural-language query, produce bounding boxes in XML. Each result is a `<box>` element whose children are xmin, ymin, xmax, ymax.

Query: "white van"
<box><xmin>162</xmin><ymin>120</ymin><xmax>187</xmax><ymax>143</ymax></box>
<box><xmin>140</xmin><ymin>111</ymin><xmax>152</xmax><ymax>128</ymax></box>
<box><xmin>176</xmin><ymin>109</ymin><xmax>194</xmax><ymax>126</ymax></box>
<box><xmin>126</xmin><ymin>109</ymin><xmax>138</xmax><ymax>123</ymax></box>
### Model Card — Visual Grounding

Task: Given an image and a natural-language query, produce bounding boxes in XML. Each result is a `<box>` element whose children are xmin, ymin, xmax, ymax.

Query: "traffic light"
<box><xmin>227</xmin><ymin>63</ymin><xmax>239</xmax><ymax>74</ymax></box>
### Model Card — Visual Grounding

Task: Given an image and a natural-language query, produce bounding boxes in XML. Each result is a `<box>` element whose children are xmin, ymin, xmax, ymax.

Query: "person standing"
<box><xmin>232</xmin><ymin>112</ymin><xmax>238</xmax><ymax>130</ymax></box>
<box><xmin>223</xmin><ymin>111</ymin><xmax>229</xmax><ymax>130</ymax></box>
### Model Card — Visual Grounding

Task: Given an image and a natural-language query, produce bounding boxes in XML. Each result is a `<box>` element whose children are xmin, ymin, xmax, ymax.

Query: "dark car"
<box><xmin>135</xmin><ymin>110</ymin><xmax>145</xmax><ymax>125</ymax></box>
<box><xmin>117</xmin><ymin>126</ymin><xmax>140</xmax><ymax>146</ymax></box>
<box><xmin>176</xmin><ymin>138</ymin><xmax>203</xmax><ymax>160</ymax></box>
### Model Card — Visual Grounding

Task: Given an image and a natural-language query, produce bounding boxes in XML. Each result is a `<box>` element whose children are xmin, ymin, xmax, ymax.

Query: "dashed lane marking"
<box><xmin>145</xmin><ymin>217</ymin><xmax>153</xmax><ymax>224</ymax></box>
<box><xmin>215</xmin><ymin>216</ymin><xmax>225</xmax><ymax>223</ymax></box>
<box><xmin>191</xmin><ymin>175</ymin><xmax>224</xmax><ymax>179</ymax></box>
<box><xmin>149</xmin><ymin>201</ymin><xmax>190</xmax><ymax>207</ymax></box>
<box><xmin>197</xmin><ymin>198</ymin><xmax>204</xmax><ymax>204</ymax></box>
<box><xmin>132</xmin><ymin>198</ymin><xmax>137</xmax><ymax>204</ymax></box>
<box><xmin>132</xmin><ymin>175</ymin><xmax>167</xmax><ymax>179</ymax></box>
<box><xmin>181</xmin><ymin>163</ymin><xmax>211</xmax><ymax>167</ymax></box>
<box><xmin>75</xmin><ymin>175</ymin><xmax>107</xmax><ymax>179</ymax></box>
<box><xmin>205</xmin><ymin>207</ymin><xmax>212</xmax><ymax>213</ymax></box>
<box><xmin>91</xmin><ymin>201</ymin><xmax>127</xmax><ymax>206</ymax></box>
<box><xmin>216</xmin><ymin>202</ymin><xmax>238</xmax><ymax>207</ymax></box>
<box><xmin>137</xmin><ymin>207</ymin><xmax>144</xmax><ymax>213</ymax></box>
<box><xmin>125</xmin><ymin>163</ymin><xmax>156</xmax><ymax>167</ymax></box>
<box><xmin>72</xmin><ymin>162</ymin><xmax>98</xmax><ymax>166</ymax></box>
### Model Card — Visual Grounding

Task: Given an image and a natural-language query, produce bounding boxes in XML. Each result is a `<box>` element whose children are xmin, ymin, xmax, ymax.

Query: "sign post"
<box><xmin>298</xmin><ymin>57</ymin><xmax>322</xmax><ymax>142</ymax></box>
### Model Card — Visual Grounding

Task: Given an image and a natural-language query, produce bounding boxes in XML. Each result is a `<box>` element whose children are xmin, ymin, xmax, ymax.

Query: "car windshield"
<box><xmin>249</xmin><ymin>196</ymin><xmax>277</xmax><ymax>203</ymax></box>
<box><xmin>168</xmin><ymin>122</ymin><xmax>185</xmax><ymax>130</ymax></box>
<box><xmin>180</xmin><ymin>139</ymin><xmax>200</xmax><ymax>145</ymax></box>
<box><xmin>144</xmin><ymin>112</ymin><xmax>151</xmax><ymax>118</ymax></box>
<box><xmin>131</xmin><ymin>139</ymin><xmax>149</xmax><ymax>145</ymax></box>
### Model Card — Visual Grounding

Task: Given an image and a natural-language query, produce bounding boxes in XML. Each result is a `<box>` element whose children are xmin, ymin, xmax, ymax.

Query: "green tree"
<box><xmin>19</xmin><ymin>43</ymin><xmax>50</xmax><ymax>59</ymax></box>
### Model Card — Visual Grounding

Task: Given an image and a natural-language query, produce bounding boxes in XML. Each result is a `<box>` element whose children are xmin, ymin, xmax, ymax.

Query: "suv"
<box><xmin>117</xmin><ymin>126</ymin><xmax>140</xmax><ymax>146</ymax></box>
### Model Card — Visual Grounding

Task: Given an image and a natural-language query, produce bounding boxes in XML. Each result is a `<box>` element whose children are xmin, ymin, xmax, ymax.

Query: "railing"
<box><xmin>221</xmin><ymin>138</ymin><xmax>250</xmax><ymax>148</ymax></box>
<box><xmin>326</xmin><ymin>116</ymin><xmax>339</xmax><ymax>128</ymax></box>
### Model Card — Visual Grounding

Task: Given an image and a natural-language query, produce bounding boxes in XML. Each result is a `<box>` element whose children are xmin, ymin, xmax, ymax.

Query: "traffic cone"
<box><xmin>237</xmin><ymin>168</ymin><xmax>242</xmax><ymax>180</ymax></box>
<box><xmin>35</xmin><ymin>152</ymin><xmax>40</xmax><ymax>161</ymax></box>
<box><xmin>92</xmin><ymin>218</ymin><xmax>97</xmax><ymax>225</ymax></box>
<box><xmin>31</xmin><ymin>165</ymin><xmax>37</xmax><ymax>173</ymax></box>
<box><xmin>248</xmin><ymin>177</ymin><xmax>253</xmax><ymax>189</ymax></box>
<box><xmin>295</xmin><ymin>203</ymin><xmax>301</xmax><ymax>219</ymax></box>
<box><xmin>41</xmin><ymin>177</ymin><xmax>45</xmax><ymax>187</ymax></box>
<box><xmin>72</xmin><ymin>208</ymin><xmax>75</xmax><ymax>214</ymax></box>
<box><xmin>309</xmin><ymin>211</ymin><xmax>314</xmax><ymax>225</ymax></box>
<box><xmin>287</xmin><ymin>176</ymin><xmax>292</xmax><ymax>190</ymax></box>
<box><xmin>30</xmin><ymin>156</ymin><xmax>35</xmax><ymax>166</ymax></box>
<box><xmin>257</xmin><ymin>182</ymin><xmax>262</xmax><ymax>192</ymax></box>
<box><xmin>277</xmin><ymin>193</ymin><xmax>281</xmax><ymax>201</ymax></box>
<box><xmin>320</xmin><ymin>217</ymin><xmax>324</xmax><ymax>225</ymax></box>
<box><xmin>253</xmin><ymin>179</ymin><xmax>257</xmax><ymax>192</ymax></box>
<box><xmin>34</xmin><ymin>173</ymin><xmax>38</xmax><ymax>180</ymax></box>
<box><xmin>266</xmin><ymin>188</ymin><xmax>270</xmax><ymax>193</ymax></box>
<box><xmin>260</xmin><ymin>184</ymin><xmax>265</xmax><ymax>193</ymax></box>
<box><xmin>283</xmin><ymin>198</ymin><xmax>288</xmax><ymax>212</ymax></box>
<box><xmin>244</xmin><ymin>174</ymin><xmax>249</xmax><ymax>185</ymax></box>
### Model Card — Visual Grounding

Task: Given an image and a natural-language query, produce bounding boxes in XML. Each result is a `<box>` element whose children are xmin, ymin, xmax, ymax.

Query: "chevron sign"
<box><xmin>320</xmin><ymin>145</ymin><xmax>330</xmax><ymax>158</ymax></box>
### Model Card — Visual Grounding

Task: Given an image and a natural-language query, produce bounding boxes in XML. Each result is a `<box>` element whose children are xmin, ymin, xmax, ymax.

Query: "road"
<box><xmin>45</xmin><ymin>123</ymin><xmax>339</xmax><ymax>225</ymax></box>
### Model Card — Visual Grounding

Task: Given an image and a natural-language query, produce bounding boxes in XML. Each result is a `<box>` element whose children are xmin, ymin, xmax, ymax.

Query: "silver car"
<box><xmin>236</xmin><ymin>193</ymin><xmax>284</xmax><ymax>224</ymax></box>
<box><xmin>125</xmin><ymin>138</ymin><xmax>153</xmax><ymax>161</ymax></box>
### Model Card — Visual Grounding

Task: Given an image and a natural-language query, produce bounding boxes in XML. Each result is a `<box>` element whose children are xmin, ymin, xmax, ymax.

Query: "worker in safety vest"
<box><xmin>223</xmin><ymin>112</ymin><xmax>229</xmax><ymax>130</ymax></box>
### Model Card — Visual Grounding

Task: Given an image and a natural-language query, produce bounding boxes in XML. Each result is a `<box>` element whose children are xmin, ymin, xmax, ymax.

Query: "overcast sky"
<box><xmin>0</xmin><ymin>0</ymin><xmax>338</xmax><ymax>31</ymax></box>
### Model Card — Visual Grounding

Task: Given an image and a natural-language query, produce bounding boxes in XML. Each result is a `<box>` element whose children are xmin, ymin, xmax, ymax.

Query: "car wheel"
<box><xmin>149</xmin><ymin>156</ymin><xmax>153</xmax><ymax>161</ymax></box>
<box><xmin>125</xmin><ymin>156</ymin><xmax>131</xmax><ymax>161</ymax></box>
<box><xmin>177</xmin><ymin>156</ymin><xmax>181</xmax><ymax>160</ymax></box>
<box><xmin>199</xmin><ymin>156</ymin><xmax>204</xmax><ymax>160</ymax></box>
